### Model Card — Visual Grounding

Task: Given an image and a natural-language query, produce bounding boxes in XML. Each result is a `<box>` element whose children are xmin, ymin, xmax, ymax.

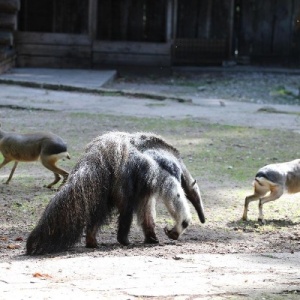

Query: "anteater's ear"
<box><xmin>192</xmin><ymin>179</ymin><xmax>197</xmax><ymax>186</ymax></box>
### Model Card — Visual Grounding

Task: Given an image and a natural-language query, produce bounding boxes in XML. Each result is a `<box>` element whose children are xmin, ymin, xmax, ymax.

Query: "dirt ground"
<box><xmin>1</xmin><ymin>68</ymin><xmax>300</xmax><ymax>299</ymax></box>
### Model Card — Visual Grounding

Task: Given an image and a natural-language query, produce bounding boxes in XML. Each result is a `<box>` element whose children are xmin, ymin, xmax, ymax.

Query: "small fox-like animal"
<box><xmin>0</xmin><ymin>125</ymin><xmax>70</xmax><ymax>188</ymax></box>
<box><xmin>243</xmin><ymin>159</ymin><xmax>300</xmax><ymax>223</ymax></box>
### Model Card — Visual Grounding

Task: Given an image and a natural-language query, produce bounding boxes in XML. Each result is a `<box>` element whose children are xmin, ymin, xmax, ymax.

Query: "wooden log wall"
<box><xmin>0</xmin><ymin>0</ymin><xmax>20</xmax><ymax>73</ymax></box>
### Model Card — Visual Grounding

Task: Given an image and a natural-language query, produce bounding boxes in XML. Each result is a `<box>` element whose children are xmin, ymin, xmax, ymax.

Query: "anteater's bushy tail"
<box><xmin>26</xmin><ymin>153</ymin><xmax>113</xmax><ymax>255</ymax></box>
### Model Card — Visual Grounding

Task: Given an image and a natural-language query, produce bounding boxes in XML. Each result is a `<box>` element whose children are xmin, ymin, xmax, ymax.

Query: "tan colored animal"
<box><xmin>243</xmin><ymin>159</ymin><xmax>300</xmax><ymax>223</ymax></box>
<box><xmin>0</xmin><ymin>126</ymin><xmax>70</xmax><ymax>188</ymax></box>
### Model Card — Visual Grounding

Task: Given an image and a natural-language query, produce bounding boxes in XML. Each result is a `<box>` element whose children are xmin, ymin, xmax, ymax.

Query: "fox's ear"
<box><xmin>192</xmin><ymin>179</ymin><xmax>197</xmax><ymax>186</ymax></box>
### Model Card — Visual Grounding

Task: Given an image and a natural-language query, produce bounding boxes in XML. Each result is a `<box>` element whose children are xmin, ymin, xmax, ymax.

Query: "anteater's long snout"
<box><xmin>195</xmin><ymin>199</ymin><xmax>205</xmax><ymax>224</ymax></box>
<box><xmin>188</xmin><ymin>193</ymin><xmax>205</xmax><ymax>224</ymax></box>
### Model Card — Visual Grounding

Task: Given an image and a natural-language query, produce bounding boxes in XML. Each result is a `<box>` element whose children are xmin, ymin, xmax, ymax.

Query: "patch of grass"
<box><xmin>145</xmin><ymin>103</ymin><xmax>166</xmax><ymax>107</ymax></box>
<box><xmin>271</xmin><ymin>86</ymin><xmax>290</xmax><ymax>97</ymax></box>
<box><xmin>58</xmin><ymin>113</ymin><xmax>300</xmax><ymax>186</ymax></box>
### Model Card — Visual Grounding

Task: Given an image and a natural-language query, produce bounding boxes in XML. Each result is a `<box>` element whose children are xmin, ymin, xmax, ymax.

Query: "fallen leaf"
<box><xmin>33</xmin><ymin>273</ymin><xmax>52</xmax><ymax>279</ymax></box>
<box><xmin>7</xmin><ymin>244</ymin><xmax>21</xmax><ymax>250</ymax></box>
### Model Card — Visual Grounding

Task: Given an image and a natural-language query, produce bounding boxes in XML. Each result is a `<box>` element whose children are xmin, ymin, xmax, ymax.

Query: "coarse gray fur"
<box><xmin>26</xmin><ymin>132</ymin><xmax>205</xmax><ymax>255</ymax></box>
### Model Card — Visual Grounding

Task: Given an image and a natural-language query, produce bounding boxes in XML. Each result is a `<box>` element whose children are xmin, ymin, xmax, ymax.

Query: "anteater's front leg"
<box><xmin>163</xmin><ymin>180</ymin><xmax>192</xmax><ymax>240</ymax></box>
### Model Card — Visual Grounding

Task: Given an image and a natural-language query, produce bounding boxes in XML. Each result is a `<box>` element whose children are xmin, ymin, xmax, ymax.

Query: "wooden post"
<box><xmin>88</xmin><ymin>0</ymin><xmax>98</xmax><ymax>39</ymax></box>
<box><xmin>165</xmin><ymin>0</ymin><xmax>173</xmax><ymax>42</ymax></box>
<box><xmin>227</xmin><ymin>0</ymin><xmax>235</xmax><ymax>59</ymax></box>
<box><xmin>172</xmin><ymin>0</ymin><xmax>178</xmax><ymax>39</ymax></box>
<box><xmin>88</xmin><ymin>0</ymin><xmax>98</xmax><ymax>68</ymax></box>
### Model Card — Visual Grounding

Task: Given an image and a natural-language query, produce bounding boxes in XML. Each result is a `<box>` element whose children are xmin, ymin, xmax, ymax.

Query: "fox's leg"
<box><xmin>258</xmin><ymin>185</ymin><xmax>283</xmax><ymax>223</ymax></box>
<box><xmin>243</xmin><ymin>180</ymin><xmax>270</xmax><ymax>221</ymax></box>
<box><xmin>47</xmin><ymin>173</ymin><xmax>61</xmax><ymax>189</ymax></box>
<box><xmin>137</xmin><ymin>197</ymin><xmax>159</xmax><ymax>244</ymax></box>
<box><xmin>0</xmin><ymin>157</ymin><xmax>16</xmax><ymax>184</ymax></box>
<box><xmin>243</xmin><ymin>193</ymin><xmax>260</xmax><ymax>221</ymax></box>
<box><xmin>40</xmin><ymin>155</ymin><xmax>69</xmax><ymax>188</ymax></box>
<box><xmin>5</xmin><ymin>161</ymin><xmax>18</xmax><ymax>184</ymax></box>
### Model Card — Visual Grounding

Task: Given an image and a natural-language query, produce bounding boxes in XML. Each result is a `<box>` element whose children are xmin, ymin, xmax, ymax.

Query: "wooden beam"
<box><xmin>15</xmin><ymin>32</ymin><xmax>91</xmax><ymax>46</ymax></box>
<box><xmin>172</xmin><ymin>0</ymin><xmax>178</xmax><ymax>39</ymax></box>
<box><xmin>88</xmin><ymin>0</ymin><xmax>98</xmax><ymax>39</ymax></box>
<box><xmin>227</xmin><ymin>0</ymin><xmax>235</xmax><ymax>59</ymax></box>
<box><xmin>165</xmin><ymin>0</ymin><xmax>173</xmax><ymax>42</ymax></box>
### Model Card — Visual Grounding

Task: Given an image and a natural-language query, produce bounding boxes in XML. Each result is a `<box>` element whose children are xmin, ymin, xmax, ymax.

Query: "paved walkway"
<box><xmin>1</xmin><ymin>68</ymin><xmax>300</xmax><ymax>132</ymax></box>
<box><xmin>0</xmin><ymin>68</ymin><xmax>117</xmax><ymax>89</ymax></box>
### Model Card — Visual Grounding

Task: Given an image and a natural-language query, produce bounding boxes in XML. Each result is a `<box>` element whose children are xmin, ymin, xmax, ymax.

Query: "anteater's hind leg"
<box><xmin>86</xmin><ymin>223</ymin><xmax>100</xmax><ymax>248</ymax></box>
<box><xmin>137</xmin><ymin>197</ymin><xmax>159</xmax><ymax>244</ymax></box>
<box><xmin>40</xmin><ymin>155</ymin><xmax>69</xmax><ymax>188</ymax></box>
<box><xmin>258</xmin><ymin>185</ymin><xmax>284</xmax><ymax>223</ymax></box>
<box><xmin>117</xmin><ymin>204</ymin><xmax>134</xmax><ymax>246</ymax></box>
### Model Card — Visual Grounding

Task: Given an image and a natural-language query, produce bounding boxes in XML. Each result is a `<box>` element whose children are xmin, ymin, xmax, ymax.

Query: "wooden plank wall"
<box><xmin>19</xmin><ymin>0</ymin><xmax>88</xmax><ymax>34</ymax></box>
<box><xmin>10</xmin><ymin>0</ymin><xmax>300</xmax><ymax>69</ymax></box>
<box><xmin>15</xmin><ymin>0</ymin><xmax>172</xmax><ymax>68</ymax></box>
<box><xmin>176</xmin><ymin>0</ymin><xmax>232</xmax><ymax>39</ymax></box>
<box><xmin>172</xmin><ymin>0</ymin><xmax>233</xmax><ymax>65</ymax></box>
<box><xmin>92</xmin><ymin>41</ymin><xmax>171</xmax><ymax>67</ymax></box>
<box><xmin>97</xmin><ymin>0</ymin><xmax>166</xmax><ymax>42</ymax></box>
<box><xmin>238</xmin><ymin>0</ymin><xmax>300</xmax><ymax>65</ymax></box>
<box><xmin>15</xmin><ymin>32</ymin><xmax>172</xmax><ymax>68</ymax></box>
<box><xmin>15</xmin><ymin>32</ymin><xmax>92</xmax><ymax>68</ymax></box>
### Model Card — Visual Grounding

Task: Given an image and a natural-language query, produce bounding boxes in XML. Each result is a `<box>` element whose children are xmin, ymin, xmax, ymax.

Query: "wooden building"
<box><xmin>0</xmin><ymin>0</ymin><xmax>299</xmax><ymax>73</ymax></box>
<box><xmin>0</xmin><ymin>0</ymin><xmax>19</xmax><ymax>72</ymax></box>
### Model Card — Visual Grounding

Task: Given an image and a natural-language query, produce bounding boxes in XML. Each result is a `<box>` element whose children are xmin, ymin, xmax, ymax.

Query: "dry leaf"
<box><xmin>33</xmin><ymin>273</ymin><xmax>52</xmax><ymax>279</ymax></box>
<box><xmin>7</xmin><ymin>244</ymin><xmax>21</xmax><ymax>250</ymax></box>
